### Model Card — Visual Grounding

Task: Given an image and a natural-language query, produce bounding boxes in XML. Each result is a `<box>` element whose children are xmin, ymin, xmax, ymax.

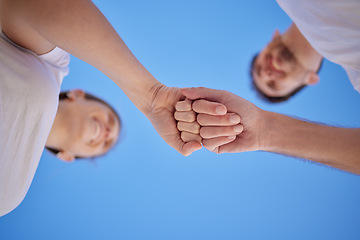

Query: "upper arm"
<box><xmin>0</xmin><ymin>0</ymin><xmax>55</xmax><ymax>54</ymax></box>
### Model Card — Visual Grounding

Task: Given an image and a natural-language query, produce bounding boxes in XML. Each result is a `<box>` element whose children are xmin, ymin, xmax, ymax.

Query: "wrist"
<box><xmin>142</xmin><ymin>82</ymin><xmax>165</xmax><ymax>117</ymax></box>
<box><xmin>116</xmin><ymin>74</ymin><xmax>162</xmax><ymax>116</ymax></box>
<box><xmin>258</xmin><ymin>110</ymin><xmax>279</xmax><ymax>152</ymax></box>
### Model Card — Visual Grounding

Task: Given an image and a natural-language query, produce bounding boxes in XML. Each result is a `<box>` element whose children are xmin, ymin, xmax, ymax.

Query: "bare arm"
<box><xmin>1</xmin><ymin>0</ymin><xmax>158</xmax><ymax>114</ymax></box>
<box><xmin>262</xmin><ymin>111</ymin><xmax>360</xmax><ymax>174</ymax></box>
<box><xmin>182</xmin><ymin>87</ymin><xmax>360</xmax><ymax>175</ymax></box>
<box><xmin>0</xmin><ymin>0</ymin><xmax>201</xmax><ymax>155</ymax></box>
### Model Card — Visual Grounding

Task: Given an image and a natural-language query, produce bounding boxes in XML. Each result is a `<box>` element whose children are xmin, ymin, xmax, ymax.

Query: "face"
<box><xmin>58</xmin><ymin>93</ymin><xmax>120</xmax><ymax>159</ymax></box>
<box><xmin>252</xmin><ymin>31</ymin><xmax>310</xmax><ymax>97</ymax></box>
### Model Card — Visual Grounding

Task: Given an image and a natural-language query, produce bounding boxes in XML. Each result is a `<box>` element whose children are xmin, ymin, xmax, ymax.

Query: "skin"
<box><xmin>0</xmin><ymin>0</ymin><xmax>201</xmax><ymax>156</ymax></box>
<box><xmin>46</xmin><ymin>90</ymin><xmax>120</xmax><ymax>162</ymax></box>
<box><xmin>252</xmin><ymin>24</ymin><xmax>322</xmax><ymax>97</ymax></box>
<box><xmin>175</xmin><ymin>98</ymin><xmax>242</xmax><ymax>151</ymax></box>
<box><xmin>175</xmin><ymin>87</ymin><xmax>360</xmax><ymax>175</ymax></box>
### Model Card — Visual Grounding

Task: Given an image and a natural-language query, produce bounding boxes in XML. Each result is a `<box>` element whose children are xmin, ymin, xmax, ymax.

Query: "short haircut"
<box><xmin>46</xmin><ymin>91</ymin><xmax>122</xmax><ymax>159</ymax></box>
<box><xmin>250</xmin><ymin>53</ymin><xmax>323</xmax><ymax>103</ymax></box>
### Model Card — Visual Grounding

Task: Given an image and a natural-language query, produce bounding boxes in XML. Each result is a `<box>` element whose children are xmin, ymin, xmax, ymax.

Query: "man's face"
<box><xmin>59</xmin><ymin>94</ymin><xmax>120</xmax><ymax>159</ymax></box>
<box><xmin>252</xmin><ymin>31</ymin><xmax>309</xmax><ymax>97</ymax></box>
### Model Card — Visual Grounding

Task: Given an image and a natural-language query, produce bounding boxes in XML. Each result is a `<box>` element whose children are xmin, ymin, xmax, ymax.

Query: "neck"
<box><xmin>282</xmin><ymin>23</ymin><xmax>323</xmax><ymax>72</ymax></box>
<box><xmin>45</xmin><ymin>101</ymin><xmax>68</xmax><ymax>150</ymax></box>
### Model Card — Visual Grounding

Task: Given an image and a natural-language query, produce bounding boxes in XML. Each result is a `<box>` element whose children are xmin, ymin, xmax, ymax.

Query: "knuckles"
<box><xmin>181</xmin><ymin>131</ymin><xmax>202</xmax><ymax>143</ymax></box>
<box><xmin>174</xmin><ymin>111</ymin><xmax>196</xmax><ymax>122</ymax></box>
<box><xmin>186</xmin><ymin>112</ymin><xmax>196</xmax><ymax>122</ymax></box>
<box><xmin>177</xmin><ymin>121</ymin><xmax>200</xmax><ymax>134</ymax></box>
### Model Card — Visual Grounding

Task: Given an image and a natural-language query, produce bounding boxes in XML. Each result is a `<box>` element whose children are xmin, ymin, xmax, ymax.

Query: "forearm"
<box><xmin>1</xmin><ymin>0</ymin><xmax>160</xmax><ymax>114</ymax></box>
<box><xmin>262</xmin><ymin>111</ymin><xmax>360</xmax><ymax>174</ymax></box>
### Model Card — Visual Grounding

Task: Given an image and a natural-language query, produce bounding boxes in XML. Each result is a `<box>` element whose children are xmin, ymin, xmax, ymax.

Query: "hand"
<box><xmin>181</xmin><ymin>87</ymin><xmax>265</xmax><ymax>153</ymax></box>
<box><xmin>146</xmin><ymin>84</ymin><xmax>203</xmax><ymax>156</ymax></box>
<box><xmin>174</xmin><ymin>98</ymin><xmax>241</xmax><ymax>153</ymax></box>
<box><xmin>174</xmin><ymin>98</ymin><xmax>203</xmax><ymax>143</ymax></box>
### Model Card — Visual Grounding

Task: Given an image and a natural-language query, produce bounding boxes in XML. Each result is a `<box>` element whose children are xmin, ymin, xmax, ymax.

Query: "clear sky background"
<box><xmin>1</xmin><ymin>1</ymin><xmax>360</xmax><ymax>239</ymax></box>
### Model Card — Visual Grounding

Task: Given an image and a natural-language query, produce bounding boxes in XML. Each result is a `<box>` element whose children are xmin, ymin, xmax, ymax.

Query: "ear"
<box><xmin>305</xmin><ymin>72</ymin><xmax>320</xmax><ymax>85</ymax></box>
<box><xmin>56</xmin><ymin>151</ymin><xmax>75</xmax><ymax>162</ymax></box>
<box><xmin>272</xmin><ymin>29</ymin><xmax>281</xmax><ymax>40</ymax></box>
<box><xmin>66</xmin><ymin>89</ymin><xmax>85</xmax><ymax>101</ymax></box>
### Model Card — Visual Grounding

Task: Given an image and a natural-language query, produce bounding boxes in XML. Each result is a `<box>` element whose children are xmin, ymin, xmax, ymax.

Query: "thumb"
<box><xmin>181</xmin><ymin>87</ymin><xmax>227</xmax><ymax>102</ymax></box>
<box><xmin>217</xmin><ymin>139</ymin><xmax>244</xmax><ymax>154</ymax></box>
<box><xmin>181</xmin><ymin>141</ymin><xmax>202</xmax><ymax>156</ymax></box>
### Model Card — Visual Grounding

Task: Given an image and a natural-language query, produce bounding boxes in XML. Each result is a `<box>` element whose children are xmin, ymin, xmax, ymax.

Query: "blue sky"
<box><xmin>1</xmin><ymin>1</ymin><xmax>360</xmax><ymax>240</ymax></box>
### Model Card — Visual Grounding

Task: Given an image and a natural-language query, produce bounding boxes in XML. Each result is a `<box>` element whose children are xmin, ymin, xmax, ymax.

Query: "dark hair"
<box><xmin>46</xmin><ymin>91</ymin><xmax>122</xmax><ymax>160</ymax></box>
<box><xmin>250</xmin><ymin>53</ymin><xmax>323</xmax><ymax>103</ymax></box>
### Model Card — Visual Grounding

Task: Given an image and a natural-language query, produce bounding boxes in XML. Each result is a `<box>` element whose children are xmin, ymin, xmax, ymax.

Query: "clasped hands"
<box><xmin>175</xmin><ymin>97</ymin><xmax>242</xmax><ymax>153</ymax></box>
<box><xmin>174</xmin><ymin>87</ymin><xmax>264</xmax><ymax>155</ymax></box>
<box><xmin>150</xmin><ymin>85</ymin><xmax>360</xmax><ymax>176</ymax></box>
<box><xmin>147</xmin><ymin>85</ymin><xmax>263</xmax><ymax>156</ymax></box>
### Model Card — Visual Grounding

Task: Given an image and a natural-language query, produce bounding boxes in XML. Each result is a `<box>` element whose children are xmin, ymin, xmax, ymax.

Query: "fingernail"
<box><xmin>230</xmin><ymin>114</ymin><xmax>240</xmax><ymax>124</ymax></box>
<box><xmin>228</xmin><ymin>135</ymin><xmax>236</xmax><ymax>140</ymax></box>
<box><xmin>215</xmin><ymin>106</ymin><xmax>226</xmax><ymax>115</ymax></box>
<box><xmin>233</xmin><ymin>125</ymin><xmax>243</xmax><ymax>133</ymax></box>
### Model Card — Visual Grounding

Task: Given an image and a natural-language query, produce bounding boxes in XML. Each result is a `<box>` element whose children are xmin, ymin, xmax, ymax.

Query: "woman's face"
<box><xmin>57</xmin><ymin>92</ymin><xmax>121</xmax><ymax>159</ymax></box>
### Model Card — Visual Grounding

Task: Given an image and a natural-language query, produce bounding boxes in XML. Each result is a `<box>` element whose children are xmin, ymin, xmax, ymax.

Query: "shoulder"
<box><xmin>0</xmin><ymin>0</ymin><xmax>56</xmax><ymax>54</ymax></box>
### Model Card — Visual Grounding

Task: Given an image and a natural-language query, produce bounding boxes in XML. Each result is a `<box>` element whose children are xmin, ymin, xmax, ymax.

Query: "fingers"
<box><xmin>175</xmin><ymin>98</ymin><xmax>192</xmax><ymax>111</ymax></box>
<box><xmin>175</xmin><ymin>98</ymin><xmax>203</xmax><ymax>148</ymax></box>
<box><xmin>200</xmin><ymin>124</ymin><xmax>244</xmax><ymax>138</ymax></box>
<box><xmin>202</xmin><ymin>136</ymin><xmax>236</xmax><ymax>152</ymax></box>
<box><xmin>197</xmin><ymin>113</ymin><xmax>241</xmax><ymax>126</ymax></box>
<box><xmin>174</xmin><ymin>111</ymin><xmax>196</xmax><ymax>122</ymax></box>
<box><xmin>192</xmin><ymin>99</ymin><xmax>227</xmax><ymax>115</ymax></box>
<box><xmin>181</xmin><ymin>131</ymin><xmax>202</xmax><ymax>143</ymax></box>
<box><xmin>177</xmin><ymin>121</ymin><xmax>200</xmax><ymax>134</ymax></box>
<box><xmin>175</xmin><ymin>98</ymin><xmax>197</xmax><ymax>123</ymax></box>
<box><xmin>181</xmin><ymin>141</ymin><xmax>202</xmax><ymax>156</ymax></box>
<box><xmin>175</xmin><ymin>90</ymin><xmax>245</xmax><ymax>155</ymax></box>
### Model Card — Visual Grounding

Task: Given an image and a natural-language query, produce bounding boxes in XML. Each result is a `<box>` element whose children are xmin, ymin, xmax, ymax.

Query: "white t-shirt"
<box><xmin>0</xmin><ymin>32</ymin><xmax>70</xmax><ymax>216</ymax></box>
<box><xmin>277</xmin><ymin>0</ymin><xmax>360</xmax><ymax>93</ymax></box>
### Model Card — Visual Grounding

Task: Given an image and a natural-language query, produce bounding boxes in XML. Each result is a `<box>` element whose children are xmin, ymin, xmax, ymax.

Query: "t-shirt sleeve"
<box><xmin>39</xmin><ymin>47</ymin><xmax>70</xmax><ymax>85</ymax></box>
